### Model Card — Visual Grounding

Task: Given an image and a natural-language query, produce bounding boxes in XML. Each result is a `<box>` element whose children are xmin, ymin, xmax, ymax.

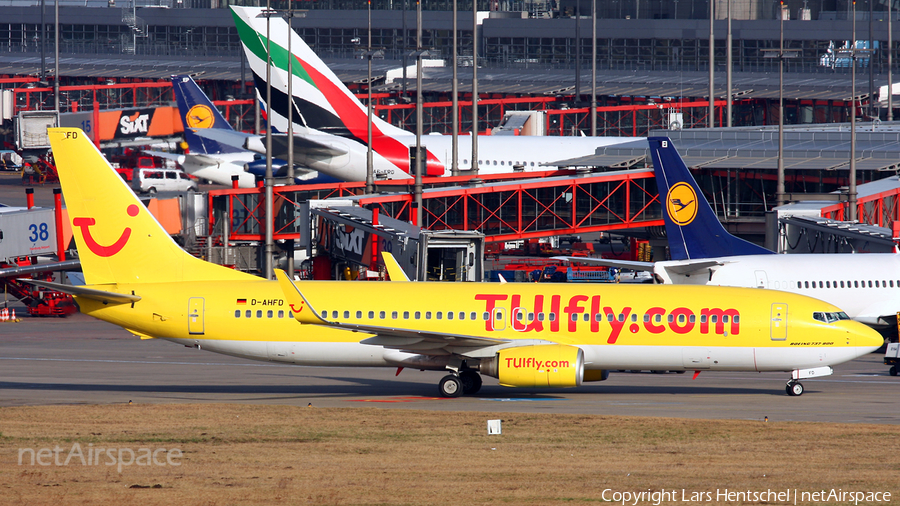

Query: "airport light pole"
<box><xmin>762</xmin><ymin>2</ymin><xmax>798</xmax><ymax>209</ymax></box>
<box><xmin>54</xmin><ymin>0</ymin><xmax>59</xmax><ymax>111</ymax></box>
<box><xmin>836</xmin><ymin>1</ymin><xmax>872</xmax><ymax>222</ymax></box>
<box><xmin>366</xmin><ymin>0</ymin><xmax>375</xmax><ymax>194</ymax></box>
<box><xmin>726</xmin><ymin>0</ymin><xmax>732</xmax><ymax>127</ymax></box>
<box><xmin>414</xmin><ymin>0</ymin><xmax>424</xmax><ymax>227</ymax></box>
<box><xmin>451</xmin><ymin>0</ymin><xmax>459</xmax><ymax>176</ymax></box>
<box><xmin>708</xmin><ymin>0</ymin><xmax>714</xmax><ymax>128</ymax></box>
<box><xmin>889</xmin><ymin>0</ymin><xmax>893</xmax><ymax>122</ymax></box>
<box><xmin>261</xmin><ymin>5</ymin><xmax>275</xmax><ymax>280</ymax></box>
<box><xmin>471</xmin><ymin>0</ymin><xmax>479</xmax><ymax>175</ymax></box>
<box><xmin>591</xmin><ymin>0</ymin><xmax>597</xmax><ymax>136</ymax></box>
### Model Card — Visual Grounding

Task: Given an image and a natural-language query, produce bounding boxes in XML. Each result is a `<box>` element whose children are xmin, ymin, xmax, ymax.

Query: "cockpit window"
<box><xmin>813</xmin><ymin>311</ymin><xmax>850</xmax><ymax>323</ymax></box>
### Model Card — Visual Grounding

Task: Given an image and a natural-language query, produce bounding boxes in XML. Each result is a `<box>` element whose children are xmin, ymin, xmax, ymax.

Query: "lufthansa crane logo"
<box><xmin>666</xmin><ymin>182</ymin><xmax>698</xmax><ymax>226</ymax></box>
<box><xmin>72</xmin><ymin>204</ymin><xmax>140</xmax><ymax>257</ymax></box>
<box><xmin>186</xmin><ymin>105</ymin><xmax>214</xmax><ymax>129</ymax></box>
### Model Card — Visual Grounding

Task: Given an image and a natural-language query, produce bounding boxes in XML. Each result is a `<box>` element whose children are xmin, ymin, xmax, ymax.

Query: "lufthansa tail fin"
<box><xmin>48</xmin><ymin>128</ymin><xmax>256</xmax><ymax>285</ymax></box>
<box><xmin>171</xmin><ymin>74</ymin><xmax>244</xmax><ymax>155</ymax></box>
<box><xmin>648</xmin><ymin>137</ymin><xmax>773</xmax><ymax>260</ymax></box>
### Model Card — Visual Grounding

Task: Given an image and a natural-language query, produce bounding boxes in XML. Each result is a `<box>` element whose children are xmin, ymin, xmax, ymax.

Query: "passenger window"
<box><xmin>819</xmin><ymin>281</ymin><xmax>824</xmax><ymax>288</ymax></box>
<box><xmin>689</xmin><ymin>315</ymin><xmax>695</xmax><ymax>323</ymax></box>
<box><xmin>403</xmin><ymin>311</ymin><xmax>410</xmax><ymax>319</ymax></box>
<box><xmin>447</xmin><ymin>312</ymin><xmax>454</xmax><ymax>320</ymax></box>
<box><xmin>343</xmin><ymin>311</ymin><xmax>350</xmax><ymax>319</ymax></box>
<box><xmin>876</xmin><ymin>281</ymin><xmax>880</xmax><ymax>287</ymax></box>
<box><xmin>245</xmin><ymin>310</ymin><xmax>251</xmax><ymax>318</ymax></box>
<box><xmin>267</xmin><ymin>310</ymin><xmax>273</xmax><ymax>318</ymax></box>
<box><xmin>840</xmin><ymin>281</ymin><xmax>844</xmax><ymax>288</ymax></box>
<box><xmin>678</xmin><ymin>314</ymin><xmax>685</xmax><ymax>323</ymax></box>
<box><xmin>278</xmin><ymin>310</ymin><xmax>284</xmax><ymax>318</ymax></box>
<box><xmin>538</xmin><ymin>313</ymin><xmax>545</xmax><ymax>321</ymax></box>
<box><xmin>570</xmin><ymin>314</ymin><xmax>578</xmax><ymax>322</ymax></box>
<box><xmin>379</xmin><ymin>311</ymin><xmax>385</xmax><ymax>319</ymax></box>
<box><xmin>711</xmin><ymin>315</ymin><xmax>718</xmax><ymax>323</ymax></box>
<box><xmin>234</xmin><ymin>310</ymin><xmax>240</xmax><ymax>317</ymax></box>
<box><xmin>734</xmin><ymin>316</ymin><xmax>739</xmax><ymax>323</ymax></box>
<box><xmin>826</xmin><ymin>281</ymin><xmax>831</xmax><ymax>288</ymax></box>
<box><xmin>426</xmin><ymin>311</ymin><xmax>432</xmax><ymax>319</ymax></box>
<box><xmin>723</xmin><ymin>315</ymin><xmax>729</xmax><ymax>323</ymax></box>
<box><xmin>368</xmin><ymin>311</ymin><xmax>375</xmax><ymax>319</ymax></box>
<box><xmin>415</xmin><ymin>311</ymin><xmax>421</xmax><ymax>319</ymax></box>
<box><xmin>391</xmin><ymin>311</ymin><xmax>398</xmax><ymax>319</ymax></box>
<box><xmin>332</xmin><ymin>311</ymin><xmax>338</xmax><ymax>319</ymax></box>
<box><xmin>470</xmin><ymin>312</ymin><xmax>477</xmax><ymax>320</ymax></box>
<box><xmin>631</xmin><ymin>314</ymin><xmax>637</xmax><ymax>322</ymax></box>
<box><xmin>356</xmin><ymin>311</ymin><xmax>362</xmax><ymax>318</ymax></box>
<box><xmin>606</xmin><ymin>313</ymin><xmax>614</xmax><ymax>322</ymax></box>
<box><xmin>854</xmin><ymin>281</ymin><xmax>859</xmax><ymax>288</ymax></box>
<box><xmin>549</xmin><ymin>313</ymin><xmax>556</xmax><ymax>322</ymax></box>
<box><xmin>483</xmin><ymin>312</ymin><xmax>489</xmax><ymax>320</ymax></box>
<box><xmin>868</xmin><ymin>280</ymin><xmax>873</xmax><ymax>287</ymax></box>
<box><xmin>667</xmin><ymin>314</ymin><xmax>674</xmax><ymax>323</ymax></box>
<box><xmin>257</xmin><ymin>310</ymin><xmax>263</xmax><ymax>318</ymax></box>
<box><xmin>495</xmin><ymin>311</ymin><xmax>503</xmax><ymax>320</ymax></box>
<box><xmin>700</xmin><ymin>315</ymin><xmax>707</xmax><ymax>323</ymax></box>
<box><xmin>437</xmin><ymin>312</ymin><xmax>443</xmax><ymax>320</ymax></box>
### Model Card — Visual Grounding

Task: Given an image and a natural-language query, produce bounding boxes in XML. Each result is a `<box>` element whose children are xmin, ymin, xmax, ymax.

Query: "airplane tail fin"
<box><xmin>648</xmin><ymin>137</ymin><xmax>773</xmax><ymax>260</ymax></box>
<box><xmin>170</xmin><ymin>74</ymin><xmax>244</xmax><ymax>155</ymax></box>
<box><xmin>48</xmin><ymin>128</ymin><xmax>256</xmax><ymax>285</ymax></box>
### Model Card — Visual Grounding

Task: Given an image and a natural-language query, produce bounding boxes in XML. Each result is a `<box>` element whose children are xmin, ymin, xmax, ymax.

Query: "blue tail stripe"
<box><xmin>171</xmin><ymin>75</ymin><xmax>244</xmax><ymax>155</ymax></box>
<box><xmin>648</xmin><ymin>136</ymin><xmax>774</xmax><ymax>260</ymax></box>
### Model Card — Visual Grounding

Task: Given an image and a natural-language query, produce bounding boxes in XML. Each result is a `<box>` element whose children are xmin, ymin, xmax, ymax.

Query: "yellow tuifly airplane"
<box><xmin>39</xmin><ymin>127</ymin><xmax>883</xmax><ymax>397</ymax></box>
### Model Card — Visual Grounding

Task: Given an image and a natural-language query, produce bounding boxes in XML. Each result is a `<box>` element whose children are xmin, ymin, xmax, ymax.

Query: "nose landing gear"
<box><xmin>785</xmin><ymin>380</ymin><xmax>804</xmax><ymax>396</ymax></box>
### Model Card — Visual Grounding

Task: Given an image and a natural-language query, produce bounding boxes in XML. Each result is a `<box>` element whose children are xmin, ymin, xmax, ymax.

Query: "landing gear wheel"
<box><xmin>786</xmin><ymin>381</ymin><xmax>804</xmax><ymax>396</ymax></box>
<box><xmin>438</xmin><ymin>375</ymin><xmax>463</xmax><ymax>398</ymax></box>
<box><xmin>890</xmin><ymin>365</ymin><xmax>898</xmax><ymax>376</ymax></box>
<box><xmin>459</xmin><ymin>370</ymin><xmax>483</xmax><ymax>395</ymax></box>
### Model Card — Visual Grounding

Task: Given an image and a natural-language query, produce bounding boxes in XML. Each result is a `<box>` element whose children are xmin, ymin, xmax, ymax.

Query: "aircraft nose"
<box><xmin>854</xmin><ymin>323</ymin><xmax>885</xmax><ymax>354</ymax></box>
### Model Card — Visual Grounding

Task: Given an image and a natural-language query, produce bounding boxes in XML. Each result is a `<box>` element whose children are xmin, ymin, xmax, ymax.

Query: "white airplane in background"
<box><xmin>559</xmin><ymin>137</ymin><xmax>900</xmax><ymax>335</ymax></box>
<box><xmin>225</xmin><ymin>6</ymin><xmax>640</xmax><ymax>182</ymax></box>
<box><xmin>147</xmin><ymin>75</ymin><xmax>338</xmax><ymax>188</ymax></box>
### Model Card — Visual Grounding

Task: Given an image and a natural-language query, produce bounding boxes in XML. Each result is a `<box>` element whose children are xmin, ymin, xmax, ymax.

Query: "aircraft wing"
<box><xmin>0</xmin><ymin>259</ymin><xmax>82</xmax><ymax>279</ymax></box>
<box><xmin>18</xmin><ymin>279</ymin><xmax>141</xmax><ymax>304</ymax></box>
<box><xmin>274</xmin><ymin>270</ymin><xmax>507</xmax><ymax>355</ymax></box>
<box><xmin>551</xmin><ymin>256</ymin><xmax>655</xmax><ymax>272</ymax></box>
<box><xmin>244</xmin><ymin>133</ymin><xmax>348</xmax><ymax>158</ymax></box>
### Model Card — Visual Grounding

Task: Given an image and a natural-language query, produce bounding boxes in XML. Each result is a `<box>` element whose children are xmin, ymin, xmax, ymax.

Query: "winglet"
<box><xmin>381</xmin><ymin>252</ymin><xmax>410</xmax><ymax>282</ymax></box>
<box><xmin>275</xmin><ymin>269</ymin><xmax>329</xmax><ymax>324</ymax></box>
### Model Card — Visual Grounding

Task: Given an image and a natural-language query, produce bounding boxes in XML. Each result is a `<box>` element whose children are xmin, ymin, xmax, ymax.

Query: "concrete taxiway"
<box><xmin>1</xmin><ymin>312</ymin><xmax>897</xmax><ymax>424</ymax></box>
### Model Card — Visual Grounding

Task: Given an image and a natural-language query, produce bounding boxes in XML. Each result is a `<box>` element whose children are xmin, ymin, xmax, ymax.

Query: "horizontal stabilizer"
<box><xmin>18</xmin><ymin>278</ymin><xmax>141</xmax><ymax>304</ymax></box>
<box><xmin>190</xmin><ymin>128</ymin><xmax>257</xmax><ymax>150</ymax></box>
<box><xmin>0</xmin><ymin>259</ymin><xmax>82</xmax><ymax>279</ymax></box>
<box><xmin>551</xmin><ymin>256</ymin><xmax>655</xmax><ymax>272</ymax></box>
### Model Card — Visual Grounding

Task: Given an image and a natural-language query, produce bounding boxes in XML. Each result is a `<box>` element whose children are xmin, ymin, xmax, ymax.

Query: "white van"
<box><xmin>131</xmin><ymin>168</ymin><xmax>198</xmax><ymax>194</ymax></box>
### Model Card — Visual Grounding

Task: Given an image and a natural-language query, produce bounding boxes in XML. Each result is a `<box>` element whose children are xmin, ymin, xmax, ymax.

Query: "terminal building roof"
<box><xmin>549</xmin><ymin>125</ymin><xmax>900</xmax><ymax>173</ymax></box>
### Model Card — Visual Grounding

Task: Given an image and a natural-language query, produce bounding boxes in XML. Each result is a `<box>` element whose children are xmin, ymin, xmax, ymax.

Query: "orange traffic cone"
<box><xmin>0</xmin><ymin>308</ymin><xmax>7</xmax><ymax>322</ymax></box>
<box><xmin>9</xmin><ymin>308</ymin><xmax>16</xmax><ymax>321</ymax></box>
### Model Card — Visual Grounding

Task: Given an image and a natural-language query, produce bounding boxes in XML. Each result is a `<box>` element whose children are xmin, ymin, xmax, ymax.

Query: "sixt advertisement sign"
<box><xmin>60</xmin><ymin>107</ymin><xmax>182</xmax><ymax>142</ymax></box>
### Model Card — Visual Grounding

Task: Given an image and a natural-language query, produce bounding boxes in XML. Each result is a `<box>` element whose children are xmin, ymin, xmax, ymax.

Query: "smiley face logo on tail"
<box><xmin>666</xmin><ymin>182</ymin><xmax>698</xmax><ymax>226</ymax></box>
<box><xmin>73</xmin><ymin>204</ymin><xmax>140</xmax><ymax>257</ymax></box>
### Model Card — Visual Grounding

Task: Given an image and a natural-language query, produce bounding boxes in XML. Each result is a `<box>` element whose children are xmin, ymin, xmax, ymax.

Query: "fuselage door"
<box><xmin>770</xmin><ymin>303</ymin><xmax>787</xmax><ymax>341</ymax></box>
<box><xmin>754</xmin><ymin>270</ymin><xmax>768</xmax><ymax>289</ymax></box>
<box><xmin>188</xmin><ymin>297</ymin><xmax>205</xmax><ymax>335</ymax></box>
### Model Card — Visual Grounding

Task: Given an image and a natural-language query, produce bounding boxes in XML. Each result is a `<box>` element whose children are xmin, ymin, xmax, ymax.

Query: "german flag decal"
<box><xmin>236</xmin><ymin>299</ymin><xmax>247</xmax><ymax>305</ymax></box>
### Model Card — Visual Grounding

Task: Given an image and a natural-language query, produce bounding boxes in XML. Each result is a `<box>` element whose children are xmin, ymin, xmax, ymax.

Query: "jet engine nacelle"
<box><xmin>479</xmin><ymin>344</ymin><xmax>586</xmax><ymax>388</ymax></box>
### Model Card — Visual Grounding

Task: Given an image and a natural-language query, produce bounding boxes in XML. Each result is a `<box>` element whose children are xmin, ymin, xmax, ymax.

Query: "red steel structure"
<box><xmin>208</xmin><ymin>169</ymin><xmax>663</xmax><ymax>244</ymax></box>
<box><xmin>821</xmin><ymin>186</ymin><xmax>900</xmax><ymax>233</ymax></box>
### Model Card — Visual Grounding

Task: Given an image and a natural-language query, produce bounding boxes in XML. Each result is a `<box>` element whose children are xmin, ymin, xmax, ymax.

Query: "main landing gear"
<box><xmin>438</xmin><ymin>370</ymin><xmax>482</xmax><ymax>398</ymax></box>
